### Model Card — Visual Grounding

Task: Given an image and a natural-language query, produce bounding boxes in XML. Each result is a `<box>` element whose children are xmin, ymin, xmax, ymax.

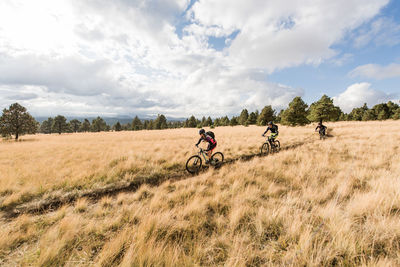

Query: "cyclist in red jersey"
<box><xmin>195</xmin><ymin>129</ymin><xmax>217</xmax><ymax>162</ymax></box>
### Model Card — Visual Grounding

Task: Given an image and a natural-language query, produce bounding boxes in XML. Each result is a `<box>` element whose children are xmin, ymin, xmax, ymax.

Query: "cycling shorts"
<box><xmin>206</xmin><ymin>142</ymin><xmax>217</xmax><ymax>152</ymax></box>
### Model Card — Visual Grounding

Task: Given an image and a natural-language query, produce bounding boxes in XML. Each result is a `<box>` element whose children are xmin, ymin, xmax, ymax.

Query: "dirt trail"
<box><xmin>1</xmin><ymin>136</ymin><xmax>321</xmax><ymax>219</ymax></box>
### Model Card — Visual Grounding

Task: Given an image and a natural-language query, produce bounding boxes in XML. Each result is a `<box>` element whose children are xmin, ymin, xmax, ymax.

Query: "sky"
<box><xmin>0</xmin><ymin>0</ymin><xmax>399</xmax><ymax>118</ymax></box>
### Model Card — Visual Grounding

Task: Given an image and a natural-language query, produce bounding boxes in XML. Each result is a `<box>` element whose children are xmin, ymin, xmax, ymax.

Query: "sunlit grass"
<box><xmin>1</xmin><ymin>121</ymin><xmax>399</xmax><ymax>266</ymax></box>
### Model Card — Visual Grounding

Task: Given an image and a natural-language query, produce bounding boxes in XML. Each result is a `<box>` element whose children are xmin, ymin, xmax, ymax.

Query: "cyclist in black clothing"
<box><xmin>262</xmin><ymin>121</ymin><xmax>279</xmax><ymax>144</ymax></box>
<box><xmin>315</xmin><ymin>122</ymin><xmax>327</xmax><ymax>136</ymax></box>
<box><xmin>195</xmin><ymin>129</ymin><xmax>217</xmax><ymax>162</ymax></box>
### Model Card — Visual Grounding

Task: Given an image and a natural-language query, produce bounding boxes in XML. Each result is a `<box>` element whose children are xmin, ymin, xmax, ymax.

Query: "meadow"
<box><xmin>0</xmin><ymin>121</ymin><xmax>399</xmax><ymax>266</ymax></box>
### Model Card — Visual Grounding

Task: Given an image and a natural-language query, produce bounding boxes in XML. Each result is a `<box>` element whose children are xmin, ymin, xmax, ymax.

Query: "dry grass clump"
<box><xmin>0</xmin><ymin>121</ymin><xmax>399</xmax><ymax>266</ymax></box>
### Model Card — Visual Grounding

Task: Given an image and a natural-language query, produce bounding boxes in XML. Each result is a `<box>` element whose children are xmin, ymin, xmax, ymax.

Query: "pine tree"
<box><xmin>221</xmin><ymin>116</ymin><xmax>230</xmax><ymax>126</ymax></box>
<box><xmin>154</xmin><ymin>114</ymin><xmax>167</xmax><ymax>129</ymax></box>
<box><xmin>69</xmin><ymin>119</ymin><xmax>81</xmax><ymax>133</ymax></box>
<box><xmin>0</xmin><ymin>103</ymin><xmax>38</xmax><ymax>140</ymax></box>
<box><xmin>52</xmin><ymin>115</ymin><xmax>68</xmax><ymax>134</ymax></box>
<box><xmin>387</xmin><ymin>101</ymin><xmax>399</xmax><ymax>118</ymax></box>
<box><xmin>40</xmin><ymin>117</ymin><xmax>54</xmax><ymax>134</ymax></box>
<box><xmin>307</xmin><ymin>95</ymin><xmax>341</xmax><ymax>122</ymax></box>
<box><xmin>132</xmin><ymin>116</ymin><xmax>143</xmax><ymax>131</ymax></box>
<box><xmin>393</xmin><ymin>107</ymin><xmax>400</xmax><ymax>120</ymax></box>
<box><xmin>257</xmin><ymin>105</ymin><xmax>276</xmax><ymax>126</ymax></box>
<box><xmin>247</xmin><ymin>112</ymin><xmax>257</xmax><ymax>125</ymax></box>
<box><xmin>80</xmin><ymin>119</ymin><xmax>91</xmax><ymax>132</ymax></box>
<box><xmin>348</xmin><ymin>103</ymin><xmax>368</xmax><ymax>121</ymax></box>
<box><xmin>239</xmin><ymin>109</ymin><xmax>249</xmax><ymax>125</ymax></box>
<box><xmin>201</xmin><ymin>116</ymin><xmax>206</xmax><ymax>127</ymax></box>
<box><xmin>113</xmin><ymin>121</ymin><xmax>122</xmax><ymax>131</ymax></box>
<box><xmin>371</xmin><ymin>103</ymin><xmax>390</xmax><ymax>120</ymax></box>
<box><xmin>146</xmin><ymin>120</ymin><xmax>154</xmax><ymax>130</ymax></box>
<box><xmin>91</xmin><ymin>117</ymin><xmax>107</xmax><ymax>132</ymax></box>
<box><xmin>362</xmin><ymin>110</ymin><xmax>375</xmax><ymax>121</ymax></box>
<box><xmin>205</xmin><ymin>116</ymin><xmax>213</xmax><ymax>127</ymax></box>
<box><xmin>187</xmin><ymin>115</ymin><xmax>197</xmax><ymax>128</ymax></box>
<box><xmin>281</xmin><ymin>97</ymin><xmax>309</xmax><ymax>126</ymax></box>
<box><xmin>230</xmin><ymin>116</ymin><xmax>238</xmax><ymax>126</ymax></box>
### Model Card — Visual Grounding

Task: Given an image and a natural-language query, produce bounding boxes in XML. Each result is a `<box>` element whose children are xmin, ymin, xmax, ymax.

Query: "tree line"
<box><xmin>1</xmin><ymin>96</ymin><xmax>399</xmax><ymax>140</ymax></box>
<box><xmin>181</xmin><ymin>95</ymin><xmax>400</xmax><ymax>128</ymax></box>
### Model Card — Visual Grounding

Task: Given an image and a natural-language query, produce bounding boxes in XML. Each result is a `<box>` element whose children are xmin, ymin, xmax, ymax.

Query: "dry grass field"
<box><xmin>0</xmin><ymin>121</ymin><xmax>399</xmax><ymax>266</ymax></box>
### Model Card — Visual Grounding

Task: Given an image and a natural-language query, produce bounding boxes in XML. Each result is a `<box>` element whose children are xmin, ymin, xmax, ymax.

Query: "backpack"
<box><xmin>206</xmin><ymin>131</ymin><xmax>215</xmax><ymax>140</ymax></box>
<box><xmin>274</xmin><ymin>124</ymin><xmax>278</xmax><ymax>131</ymax></box>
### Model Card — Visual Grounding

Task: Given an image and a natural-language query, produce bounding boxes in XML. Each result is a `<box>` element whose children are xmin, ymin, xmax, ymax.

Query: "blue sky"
<box><xmin>267</xmin><ymin>1</ymin><xmax>400</xmax><ymax>105</ymax></box>
<box><xmin>0</xmin><ymin>0</ymin><xmax>399</xmax><ymax>117</ymax></box>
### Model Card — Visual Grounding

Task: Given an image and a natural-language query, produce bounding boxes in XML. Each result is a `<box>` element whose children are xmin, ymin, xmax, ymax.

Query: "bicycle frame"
<box><xmin>198</xmin><ymin>148</ymin><xmax>209</xmax><ymax>161</ymax></box>
<box><xmin>266</xmin><ymin>137</ymin><xmax>277</xmax><ymax>146</ymax></box>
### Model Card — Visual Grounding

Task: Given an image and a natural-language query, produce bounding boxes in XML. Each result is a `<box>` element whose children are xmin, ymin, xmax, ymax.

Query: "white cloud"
<box><xmin>0</xmin><ymin>0</ymin><xmax>391</xmax><ymax>117</ymax></box>
<box><xmin>190</xmin><ymin>0</ymin><xmax>389</xmax><ymax>72</ymax></box>
<box><xmin>353</xmin><ymin>17</ymin><xmax>400</xmax><ymax>48</ymax></box>
<box><xmin>333</xmin><ymin>82</ymin><xmax>395</xmax><ymax>112</ymax></box>
<box><xmin>331</xmin><ymin>53</ymin><xmax>354</xmax><ymax>66</ymax></box>
<box><xmin>349</xmin><ymin>63</ymin><xmax>400</xmax><ymax>80</ymax></box>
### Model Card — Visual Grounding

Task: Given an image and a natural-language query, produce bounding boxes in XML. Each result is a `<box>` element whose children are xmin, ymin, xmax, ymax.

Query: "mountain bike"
<box><xmin>260</xmin><ymin>136</ymin><xmax>280</xmax><ymax>156</ymax></box>
<box><xmin>185</xmin><ymin>148</ymin><xmax>224</xmax><ymax>174</ymax></box>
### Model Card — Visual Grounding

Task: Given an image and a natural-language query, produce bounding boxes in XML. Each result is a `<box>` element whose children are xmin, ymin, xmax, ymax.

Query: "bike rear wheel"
<box><xmin>211</xmin><ymin>152</ymin><xmax>224</xmax><ymax>167</ymax></box>
<box><xmin>260</xmin><ymin>142</ymin><xmax>270</xmax><ymax>156</ymax></box>
<box><xmin>272</xmin><ymin>140</ymin><xmax>280</xmax><ymax>153</ymax></box>
<box><xmin>186</xmin><ymin>155</ymin><xmax>202</xmax><ymax>174</ymax></box>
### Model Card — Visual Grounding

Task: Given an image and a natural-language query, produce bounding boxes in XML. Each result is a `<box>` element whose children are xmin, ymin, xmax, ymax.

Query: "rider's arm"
<box><xmin>195</xmin><ymin>137</ymin><xmax>202</xmax><ymax>146</ymax></box>
<box><xmin>263</xmin><ymin>128</ymin><xmax>269</xmax><ymax>135</ymax></box>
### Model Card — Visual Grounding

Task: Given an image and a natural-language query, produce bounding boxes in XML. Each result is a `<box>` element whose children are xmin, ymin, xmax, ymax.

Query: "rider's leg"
<box><xmin>270</xmin><ymin>133</ymin><xmax>278</xmax><ymax>146</ymax></box>
<box><xmin>207</xmin><ymin>143</ymin><xmax>216</xmax><ymax>162</ymax></box>
<box><xmin>205</xmin><ymin>144</ymin><xmax>212</xmax><ymax>162</ymax></box>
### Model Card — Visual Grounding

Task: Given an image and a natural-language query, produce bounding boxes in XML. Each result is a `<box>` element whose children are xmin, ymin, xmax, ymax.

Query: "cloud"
<box><xmin>331</xmin><ymin>53</ymin><xmax>354</xmax><ymax>66</ymax></box>
<box><xmin>353</xmin><ymin>17</ymin><xmax>400</xmax><ymax>48</ymax></box>
<box><xmin>189</xmin><ymin>0</ymin><xmax>389</xmax><ymax>72</ymax></box>
<box><xmin>0</xmin><ymin>54</ymin><xmax>117</xmax><ymax>96</ymax></box>
<box><xmin>333</xmin><ymin>82</ymin><xmax>395</xmax><ymax>112</ymax></box>
<box><xmin>0</xmin><ymin>0</ymin><xmax>392</xmax><ymax>117</ymax></box>
<box><xmin>349</xmin><ymin>63</ymin><xmax>400</xmax><ymax>80</ymax></box>
<box><xmin>6</xmin><ymin>93</ymin><xmax>38</xmax><ymax>100</ymax></box>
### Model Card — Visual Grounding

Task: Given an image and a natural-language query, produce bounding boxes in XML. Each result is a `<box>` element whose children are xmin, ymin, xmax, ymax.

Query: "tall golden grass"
<box><xmin>0</xmin><ymin>120</ymin><xmax>399</xmax><ymax>266</ymax></box>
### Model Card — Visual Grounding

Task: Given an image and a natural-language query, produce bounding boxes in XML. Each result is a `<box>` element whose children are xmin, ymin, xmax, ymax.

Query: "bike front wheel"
<box><xmin>211</xmin><ymin>152</ymin><xmax>224</xmax><ymax>167</ymax></box>
<box><xmin>186</xmin><ymin>155</ymin><xmax>202</xmax><ymax>174</ymax></box>
<box><xmin>260</xmin><ymin>142</ymin><xmax>270</xmax><ymax>156</ymax></box>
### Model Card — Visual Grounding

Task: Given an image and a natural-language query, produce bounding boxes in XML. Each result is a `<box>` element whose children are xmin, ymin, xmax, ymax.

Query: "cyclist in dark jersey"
<box><xmin>262</xmin><ymin>121</ymin><xmax>279</xmax><ymax>142</ymax></box>
<box><xmin>196</xmin><ymin>129</ymin><xmax>217</xmax><ymax>162</ymax></box>
<box><xmin>315</xmin><ymin>122</ymin><xmax>327</xmax><ymax>136</ymax></box>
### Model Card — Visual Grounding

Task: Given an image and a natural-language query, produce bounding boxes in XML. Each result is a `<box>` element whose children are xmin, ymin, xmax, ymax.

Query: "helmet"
<box><xmin>268</xmin><ymin>121</ymin><xmax>273</xmax><ymax>125</ymax></box>
<box><xmin>199</xmin><ymin>129</ymin><xmax>205</xmax><ymax>135</ymax></box>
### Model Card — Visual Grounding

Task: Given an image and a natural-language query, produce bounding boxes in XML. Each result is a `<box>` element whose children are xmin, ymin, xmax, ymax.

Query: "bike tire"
<box><xmin>260</xmin><ymin>142</ymin><xmax>270</xmax><ymax>156</ymax></box>
<box><xmin>211</xmin><ymin>152</ymin><xmax>224</xmax><ymax>167</ymax></box>
<box><xmin>273</xmin><ymin>140</ymin><xmax>280</xmax><ymax>153</ymax></box>
<box><xmin>186</xmin><ymin>155</ymin><xmax>202</xmax><ymax>174</ymax></box>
